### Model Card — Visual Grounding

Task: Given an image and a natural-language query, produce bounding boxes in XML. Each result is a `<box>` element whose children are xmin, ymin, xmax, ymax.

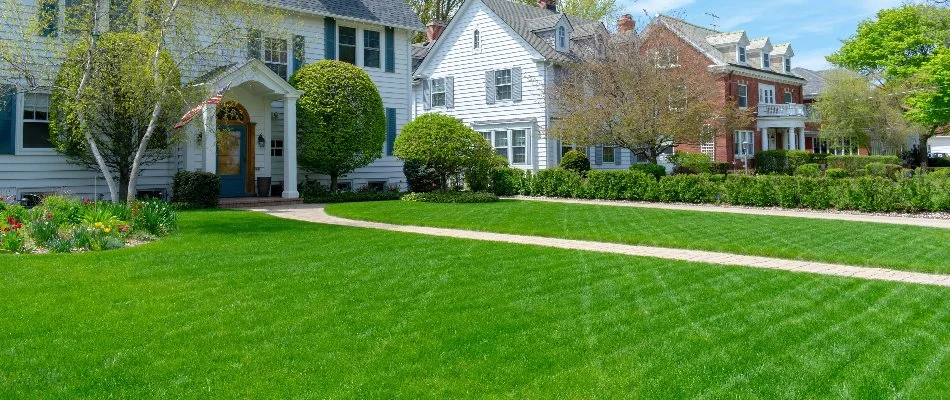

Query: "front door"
<box><xmin>768</xmin><ymin>130</ymin><xmax>777</xmax><ymax>150</ymax></box>
<box><xmin>217</xmin><ymin>125</ymin><xmax>247</xmax><ymax>197</ymax></box>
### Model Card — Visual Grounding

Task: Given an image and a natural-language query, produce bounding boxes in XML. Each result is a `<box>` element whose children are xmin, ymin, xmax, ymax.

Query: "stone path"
<box><xmin>511</xmin><ymin>196</ymin><xmax>950</xmax><ymax>229</ymax></box>
<box><xmin>251</xmin><ymin>204</ymin><xmax>950</xmax><ymax>288</ymax></box>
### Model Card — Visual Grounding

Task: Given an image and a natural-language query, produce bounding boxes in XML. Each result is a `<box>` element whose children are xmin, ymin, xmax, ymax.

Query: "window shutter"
<box><xmin>385</xmin><ymin>108</ymin><xmax>397</xmax><ymax>156</ymax></box>
<box><xmin>511</xmin><ymin>67</ymin><xmax>522</xmax><ymax>102</ymax></box>
<box><xmin>292</xmin><ymin>35</ymin><xmax>305</xmax><ymax>75</ymax></box>
<box><xmin>614</xmin><ymin>147</ymin><xmax>622</xmax><ymax>165</ymax></box>
<box><xmin>324</xmin><ymin>17</ymin><xmax>337</xmax><ymax>60</ymax></box>
<box><xmin>247</xmin><ymin>29</ymin><xmax>262</xmax><ymax>60</ymax></box>
<box><xmin>421</xmin><ymin>79</ymin><xmax>431</xmax><ymax>111</ymax></box>
<box><xmin>385</xmin><ymin>27</ymin><xmax>395</xmax><ymax>73</ymax></box>
<box><xmin>0</xmin><ymin>85</ymin><xmax>15</xmax><ymax>155</ymax></box>
<box><xmin>594</xmin><ymin>146</ymin><xmax>603</xmax><ymax>165</ymax></box>
<box><xmin>39</xmin><ymin>0</ymin><xmax>58</xmax><ymax>37</ymax></box>
<box><xmin>485</xmin><ymin>70</ymin><xmax>495</xmax><ymax>105</ymax></box>
<box><xmin>445</xmin><ymin>76</ymin><xmax>454</xmax><ymax>109</ymax></box>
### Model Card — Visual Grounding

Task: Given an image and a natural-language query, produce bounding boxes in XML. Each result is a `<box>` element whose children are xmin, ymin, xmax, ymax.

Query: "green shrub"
<box><xmin>629</xmin><ymin>163</ymin><xmax>667</xmax><ymax>180</ymax></box>
<box><xmin>301</xmin><ymin>181</ymin><xmax>402</xmax><ymax>203</ymax></box>
<box><xmin>394</xmin><ymin>114</ymin><xmax>494</xmax><ymax>190</ymax></box>
<box><xmin>172</xmin><ymin>171</ymin><xmax>221</xmax><ymax>209</ymax></box>
<box><xmin>35</xmin><ymin>195</ymin><xmax>84</xmax><ymax>225</ymax></box>
<box><xmin>403</xmin><ymin>159</ymin><xmax>441</xmax><ymax>193</ymax></box>
<box><xmin>584</xmin><ymin>170</ymin><xmax>657</xmax><ymax>201</ymax></box>
<box><xmin>786</xmin><ymin>150</ymin><xmax>814</xmax><ymax>173</ymax></box>
<box><xmin>669</xmin><ymin>152</ymin><xmax>715</xmax><ymax>174</ymax></box>
<box><xmin>755</xmin><ymin>150</ymin><xmax>815</xmax><ymax>175</ymax></box>
<box><xmin>466</xmin><ymin>155</ymin><xmax>508</xmax><ymax>193</ymax></box>
<box><xmin>401</xmin><ymin>191</ymin><xmax>499</xmax><ymax>203</ymax></box>
<box><xmin>722</xmin><ymin>175</ymin><xmax>778</xmax><ymax>207</ymax></box>
<box><xmin>899</xmin><ymin>176</ymin><xmax>950</xmax><ymax>212</ymax></box>
<box><xmin>841</xmin><ymin>177</ymin><xmax>903</xmax><ymax>212</ymax></box>
<box><xmin>559</xmin><ymin>150</ymin><xmax>591</xmax><ymax>177</ymax></box>
<box><xmin>650</xmin><ymin>174</ymin><xmax>721</xmax><ymax>203</ymax></box>
<box><xmin>795</xmin><ymin>163</ymin><xmax>821</xmax><ymax>177</ymax></box>
<box><xmin>865</xmin><ymin>163</ymin><xmax>904</xmax><ymax>180</ymax></box>
<box><xmin>530</xmin><ymin>169</ymin><xmax>583</xmax><ymax>198</ymax></box>
<box><xmin>929</xmin><ymin>168</ymin><xmax>950</xmax><ymax>178</ymax></box>
<box><xmin>827</xmin><ymin>155</ymin><xmax>901</xmax><ymax>175</ymax></box>
<box><xmin>797</xmin><ymin>177</ymin><xmax>838</xmax><ymax>210</ymax></box>
<box><xmin>825</xmin><ymin>168</ymin><xmax>849</xmax><ymax>179</ymax></box>
<box><xmin>490</xmin><ymin>167</ymin><xmax>527</xmax><ymax>196</ymax></box>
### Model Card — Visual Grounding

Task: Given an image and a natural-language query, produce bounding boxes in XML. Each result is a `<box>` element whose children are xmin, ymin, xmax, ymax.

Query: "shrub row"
<box><xmin>490</xmin><ymin>168</ymin><xmax>950</xmax><ymax>213</ymax></box>
<box><xmin>827</xmin><ymin>155</ymin><xmax>901</xmax><ymax>175</ymax></box>
<box><xmin>301</xmin><ymin>181</ymin><xmax>402</xmax><ymax>203</ymax></box>
<box><xmin>401</xmin><ymin>191</ymin><xmax>499</xmax><ymax>203</ymax></box>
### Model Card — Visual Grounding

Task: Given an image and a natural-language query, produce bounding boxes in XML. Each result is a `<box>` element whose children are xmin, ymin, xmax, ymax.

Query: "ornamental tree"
<box><xmin>291</xmin><ymin>60</ymin><xmax>386</xmax><ymax>191</ymax></box>
<box><xmin>394</xmin><ymin>113</ymin><xmax>494</xmax><ymax>190</ymax></box>
<box><xmin>50</xmin><ymin>32</ymin><xmax>181</xmax><ymax>201</ymax></box>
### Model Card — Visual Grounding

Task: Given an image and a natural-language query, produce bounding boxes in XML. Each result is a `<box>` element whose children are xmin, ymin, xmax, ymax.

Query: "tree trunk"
<box><xmin>919</xmin><ymin>128</ymin><xmax>936</xmax><ymax>171</ymax></box>
<box><xmin>119</xmin><ymin>171</ymin><xmax>130</xmax><ymax>202</ymax></box>
<box><xmin>329</xmin><ymin>173</ymin><xmax>338</xmax><ymax>193</ymax></box>
<box><xmin>127</xmin><ymin>101</ymin><xmax>164</xmax><ymax>205</ymax></box>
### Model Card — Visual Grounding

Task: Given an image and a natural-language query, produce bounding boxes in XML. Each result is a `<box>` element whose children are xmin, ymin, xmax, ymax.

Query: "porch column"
<box><xmin>282</xmin><ymin>95</ymin><xmax>300</xmax><ymax>199</ymax></box>
<box><xmin>202</xmin><ymin>104</ymin><xmax>217</xmax><ymax>173</ymax></box>
<box><xmin>788</xmin><ymin>127</ymin><xmax>797</xmax><ymax>150</ymax></box>
<box><xmin>798</xmin><ymin>128</ymin><xmax>806</xmax><ymax>151</ymax></box>
<box><xmin>760</xmin><ymin>128</ymin><xmax>768</xmax><ymax>151</ymax></box>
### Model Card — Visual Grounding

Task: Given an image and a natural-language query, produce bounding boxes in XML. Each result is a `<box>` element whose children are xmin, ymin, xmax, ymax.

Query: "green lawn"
<box><xmin>326</xmin><ymin>200</ymin><xmax>950</xmax><ymax>274</ymax></box>
<box><xmin>2</xmin><ymin>210</ymin><xmax>949</xmax><ymax>398</ymax></box>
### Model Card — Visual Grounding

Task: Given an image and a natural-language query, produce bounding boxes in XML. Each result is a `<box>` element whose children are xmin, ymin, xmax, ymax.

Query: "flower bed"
<box><xmin>0</xmin><ymin>195</ymin><xmax>177</xmax><ymax>254</ymax></box>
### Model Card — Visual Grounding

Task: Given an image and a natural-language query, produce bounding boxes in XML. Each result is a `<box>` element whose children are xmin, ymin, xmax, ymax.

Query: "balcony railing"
<box><xmin>757</xmin><ymin>103</ymin><xmax>806</xmax><ymax>117</ymax></box>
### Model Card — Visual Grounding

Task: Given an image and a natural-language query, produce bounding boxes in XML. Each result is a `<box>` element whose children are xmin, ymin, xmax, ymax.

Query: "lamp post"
<box><xmin>742</xmin><ymin>140</ymin><xmax>750</xmax><ymax>175</ymax></box>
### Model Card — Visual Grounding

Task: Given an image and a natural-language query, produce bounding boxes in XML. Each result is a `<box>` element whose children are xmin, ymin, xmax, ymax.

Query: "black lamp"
<box><xmin>257</xmin><ymin>133</ymin><xmax>266</xmax><ymax>148</ymax></box>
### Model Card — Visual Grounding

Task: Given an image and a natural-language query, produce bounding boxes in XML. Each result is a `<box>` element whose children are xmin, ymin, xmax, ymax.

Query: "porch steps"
<box><xmin>218</xmin><ymin>197</ymin><xmax>303</xmax><ymax>209</ymax></box>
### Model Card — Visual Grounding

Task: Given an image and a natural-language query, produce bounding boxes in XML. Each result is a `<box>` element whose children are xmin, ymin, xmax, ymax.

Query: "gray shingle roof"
<box><xmin>411</xmin><ymin>42</ymin><xmax>433</xmax><ymax>71</ymax></box>
<box><xmin>267</xmin><ymin>0</ymin><xmax>424</xmax><ymax>31</ymax></box>
<box><xmin>481</xmin><ymin>0</ymin><xmax>606</xmax><ymax>63</ymax></box>
<box><xmin>792</xmin><ymin>67</ymin><xmax>830</xmax><ymax>98</ymax></box>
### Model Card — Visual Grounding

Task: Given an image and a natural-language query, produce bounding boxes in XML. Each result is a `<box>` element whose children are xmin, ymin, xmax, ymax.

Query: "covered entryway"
<box><xmin>188</xmin><ymin>59</ymin><xmax>304</xmax><ymax>199</ymax></box>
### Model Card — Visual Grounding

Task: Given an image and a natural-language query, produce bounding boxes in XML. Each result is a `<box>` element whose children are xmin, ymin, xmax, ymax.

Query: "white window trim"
<box><xmin>737</xmin><ymin>45</ymin><xmax>746</xmax><ymax>63</ymax></box>
<box><xmin>759</xmin><ymin>84</ymin><xmax>776</xmax><ymax>105</ymax></box>
<box><xmin>478</xmin><ymin>127</ymin><xmax>532</xmax><ymax>165</ymax></box>
<box><xmin>262</xmin><ymin>36</ymin><xmax>289</xmax><ymax>80</ymax></box>
<box><xmin>762</xmin><ymin>52</ymin><xmax>771</xmax><ymax>69</ymax></box>
<box><xmin>602</xmin><ymin>145</ymin><xmax>618</xmax><ymax>164</ymax></box>
<box><xmin>430</xmin><ymin>77</ymin><xmax>446</xmax><ymax>108</ymax></box>
<box><xmin>16</xmin><ymin>91</ymin><xmax>57</xmax><ymax>155</ymax></box>
<box><xmin>734</xmin><ymin>130</ymin><xmax>754</xmax><ymax>157</ymax></box>
<box><xmin>338</xmin><ymin>25</ymin><xmax>358</xmax><ymax>65</ymax></box>
<box><xmin>784</xmin><ymin>57</ymin><xmax>791</xmax><ymax>73</ymax></box>
<box><xmin>784</xmin><ymin>90</ymin><xmax>793</xmax><ymax>104</ymax></box>
<box><xmin>737</xmin><ymin>83</ymin><xmax>748</xmax><ymax>109</ymax></box>
<box><xmin>473</xmin><ymin>28</ymin><xmax>481</xmax><ymax>52</ymax></box>
<box><xmin>362</xmin><ymin>29</ymin><xmax>382</xmax><ymax>70</ymax></box>
<box><xmin>494</xmin><ymin>68</ymin><xmax>513</xmax><ymax>102</ymax></box>
<box><xmin>556</xmin><ymin>26</ymin><xmax>568</xmax><ymax>52</ymax></box>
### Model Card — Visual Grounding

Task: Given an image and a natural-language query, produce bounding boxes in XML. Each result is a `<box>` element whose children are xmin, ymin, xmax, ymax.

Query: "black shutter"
<box><xmin>324</xmin><ymin>17</ymin><xmax>337</xmax><ymax>60</ymax></box>
<box><xmin>39</xmin><ymin>0</ymin><xmax>58</xmax><ymax>37</ymax></box>
<box><xmin>248</xmin><ymin>29</ymin><xmax>262</xmax><ymax>60</ymax></box>
<box><xmin>293</xmin><ymin>35</ymin><xmax>305</xmax><ymax>75</ymax></box>
<box><xmin>0</xmin><ymin>85</ymin><xmax>16</xmax><ymax>155</ymax></box>
<box><xmin>385</xmin><ymin>27</ymin><xmax>395</xmax><ymax>73</ymax></box>
<box><xmin>385</xmin><ymin>108</ymin><xmax>397</xmax><ymax>156</ymax></box>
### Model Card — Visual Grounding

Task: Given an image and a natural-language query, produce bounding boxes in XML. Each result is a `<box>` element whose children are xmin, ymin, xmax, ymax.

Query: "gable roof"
<box><xmin>481</xmin><ymin>0</ymin><xmax>606</xmax><ymax>63</ymax></box>
<box><xmin>265</xmin><ymin>0</ymin><xmax>424</xmax><ymax>31</ymax></box>
<box><xmin>792</xmin><ymin>67</ymin><xmax>830</xmax><ymax>99</ymax></box>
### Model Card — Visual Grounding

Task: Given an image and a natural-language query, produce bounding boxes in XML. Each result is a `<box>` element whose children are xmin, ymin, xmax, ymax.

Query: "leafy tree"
<box><xmin>291</xmin><ymin>60</ymin><xmax>386</xmax><ymax>192</ymax></box>
<box><xmin>50</xmin><ymin>33</ymin><xmax>181</xmax><ymax>201</ymax></box>
<box><xmin>0</xmin><ymin>0</ymin><xmax>288</xmax><ymax>202</ymax></box>
<box><xmin>514</xmin><ymin>0</ymin><xmax>619</xmax><ymax>22</ymax></box>
<box><xmin>549</xmin><ymin>27</ymin><xmax>752</xmax><ymax>164</ymax></box>
<box><xmin>829</xmin><ymin>5</ymin><xmax>950</xmax><ymax>167</ymax></box>
<box><xmin>394</xmin><ymin>114</ymin><xmax>494</xmax><ymax>190</ymax></box>
<box><xmin>407</xmin><ymin>0</ymin><xmax>464</xmax><ymax>42</ymax></box>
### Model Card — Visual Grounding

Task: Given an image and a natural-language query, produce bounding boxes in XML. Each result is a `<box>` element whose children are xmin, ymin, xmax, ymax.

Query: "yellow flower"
<box><xmin>94</xmin><ymin>222</ymin><xmax>104</xmax><ymax>228</ymax></box>
<box><xmin>104</xmin><ymin>228</ymin><xmax>112</xmax><ymax>233</ymax></box>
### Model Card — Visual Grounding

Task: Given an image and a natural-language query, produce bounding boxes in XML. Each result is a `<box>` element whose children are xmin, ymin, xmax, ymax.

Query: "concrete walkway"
<box><xmin>251</xmin><ymin>204</ymin><xmax>950</xmax><ymax>288</ymax></box>
<box><xmin>511</xmin><ymin>196</ymin><xmax>950</xmax><ymax>229</ymax></box>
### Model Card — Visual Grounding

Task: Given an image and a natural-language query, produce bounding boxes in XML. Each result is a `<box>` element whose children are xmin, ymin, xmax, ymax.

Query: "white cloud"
<box><xmin>622</xmin><ymin>0</ymin><xmax>696</xmax><ymax>15</ymax></box>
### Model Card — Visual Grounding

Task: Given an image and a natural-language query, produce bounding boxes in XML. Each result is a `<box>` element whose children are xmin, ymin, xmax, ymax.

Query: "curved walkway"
<box><xmin>250</xmin><ymin>204</ymin><xmax>950</xmax><ymax>288</ymax></box>
<box><xmin>510</xmin><ymin>196</ymin><xmax>950</xmax><ymax>229</ymax></box>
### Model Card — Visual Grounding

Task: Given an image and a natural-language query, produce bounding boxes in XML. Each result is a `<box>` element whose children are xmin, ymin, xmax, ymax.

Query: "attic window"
<box><xmin>784</xmin><ymin>57</ymin><xmax>791</xmax><ymax>73</ymax></box>
<box><xmin>762</xmin><ymin>52</ymin><xmax>771</xmax><ymax>69</ymax></box>
<box><xmin>473</xmin><ymin>29</ymin><xmax>480</xmax><ymax>50</ymax></box>
<box><xmin>557</xmin><ymin>26</ymin><xmax>568</xmax><ymax>51</ymax></box>
<box><xmin>737</xmin><ymin>46</ymin><xmax>746</xmax><ymax>63</ymax></box>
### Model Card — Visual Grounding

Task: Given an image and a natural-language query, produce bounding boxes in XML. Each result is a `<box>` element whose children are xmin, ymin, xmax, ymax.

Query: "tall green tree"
<box><xmin>291</xmin><ymin>61</ymin><xmax>386</xmax><ymax>192</ymax></box>
<box><xmin>829</xmin><ymin>5</ymin><xmax>950</xmax><ymax>167</ymax></box>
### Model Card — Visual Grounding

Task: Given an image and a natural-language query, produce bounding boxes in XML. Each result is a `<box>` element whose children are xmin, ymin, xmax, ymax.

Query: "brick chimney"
<box><xmin>617</xmin><ymin>14</ymin><xmax>635</xmax><ymax>34</ymax></box>
<box><xmin>426</xmin><ymin>20</ymin><xmax>447</xmax><ymax>42</ymax></box>
<box><xmin>537</xmin><ymin>0</ymin><xmax>557</xmax><ymax>12</ymax></box>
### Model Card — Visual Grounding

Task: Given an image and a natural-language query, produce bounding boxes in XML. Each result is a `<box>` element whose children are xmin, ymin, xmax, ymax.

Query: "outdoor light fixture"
<box><xmin>257</xmin><ymin>133</ymin><xmax>266</xmax><ymax>148</ymax></box>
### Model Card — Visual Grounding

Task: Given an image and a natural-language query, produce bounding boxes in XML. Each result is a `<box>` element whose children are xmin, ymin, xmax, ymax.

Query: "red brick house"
<box><xmin>642</xmin><ymin>15</ymin><xmax>810</xmax><ymax>167</ymax></box>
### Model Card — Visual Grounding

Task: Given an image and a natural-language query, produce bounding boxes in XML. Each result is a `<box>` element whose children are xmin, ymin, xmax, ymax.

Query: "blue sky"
<box><xmin>618</xmin><ymin>0</ymin><xmax>908</xmax><ymax>70</ymax></box>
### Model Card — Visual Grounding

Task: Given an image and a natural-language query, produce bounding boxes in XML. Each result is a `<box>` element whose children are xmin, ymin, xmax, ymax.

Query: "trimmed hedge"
<box><xmin>795</xmin><ymin>163</ymin><xmax>821</xmax><ymax>177</ymax></box>
<box><xmin>827</xmin><ymin>155</ymin><xmax>901</xmax><ymax>175</ymax></box>
<box><xmin>401</xmin><ymin>191</ymin><xmax>499</xmax><ymax>203</ymax></box>
<box><xmin>490</xmin><ymin>167</ymin><xmax>528</xmax><ymax>196</ymax></box>
<box><xmin>584</xmin><ymin>170</ymin><xmax>656</xmax><ymax>200</ymax></box>
<box><xmin>629</xmin><ymin>163</ymin><xmax>667</xmax><ymax>180</ymax></box>
<box><xmin>529</xmin><ymin>169</ymin><xmax>584</xmax><ymax>198</ymax></box>
<box><xmin>301</xmin><ymin>181</ymin><xmax>402</xmax><ymax>203</ymax></box>
<box><xmin>172</xmin><ymin>171</ymin><xmax>221</xmax><ymax>209</ymax></box>
<box><xmin>755</xmin><ymin>150</ymin><xmax>814</xmax><ymax>175</ymax></box>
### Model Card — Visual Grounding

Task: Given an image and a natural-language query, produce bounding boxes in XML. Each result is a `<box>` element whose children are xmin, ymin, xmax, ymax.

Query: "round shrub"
<box><xmin>865</xmin><ymin>163</ymin><xmax>904</xmax><ymax>180</ymax></box>
<box><xmin>629</xmin><ymin>163</ymin><xmax>667</xmax><ymax>180</ymax></box>
<box><xmin>795</xmin><ymin>163</ymin><xmax>821</xmax><ymax>177</ymax></box>
<box><xmin>669</xmin><ymin>152</ymin><xmax>714</xmax><ymax>174</ymax></box>
<box><xmin>394</xmin><ymin>114</ymin><xmax>494</xmax><ymax>190</ymax></box>
<box><xmin>172</xmin><ymin>171</ymin><xmax>221</xmax><ymax>209</ymax></box>
<box><xmin>401</xmin><ymin>191</ymin><xmax>499</xmax><ymax>203</ymax></box>
<box><xmin>292</xmin><ymin>60</ymin><xmax>386</xmax><ymax>190</ymax></box>
<box><xmin>491</xmin><ymin>167</ymin><xmax>528</xmax><ymax>196</ymax></box>
<box><xmin>559</xmin><ymin>150</ymin><xmax>591</xmax><ymax>176</ymax></box>
<box><xmin>824</xmin><ymin>168</ymin><xmax>849</xmax><ymax>179</ymax></box>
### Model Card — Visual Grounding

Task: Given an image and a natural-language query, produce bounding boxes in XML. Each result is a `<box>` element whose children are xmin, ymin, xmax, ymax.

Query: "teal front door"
<box><xmin>217</xmin><ymin>125</ymin><xmax>247</xmax><ymax>197</ymax></box>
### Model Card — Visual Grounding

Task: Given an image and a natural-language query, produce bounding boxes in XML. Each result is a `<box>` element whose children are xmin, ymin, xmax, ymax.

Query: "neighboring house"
<box><xmin>930</xmin><ymin>135</ymin><xmax>950</xmax><ymax>156</ymax></box>
<box><xmin>411</xmin><ymin>0</ymin><xmax>639</xmax><ymax>172</ymax></box>
<box><xmin>0</xmin><ymin>0</ymin><xmax>423</xmax><ymax>201</ymax></box>
<box><xmin>642</xmin><ymin>15</ymin><xmax>809</xmax><ymax>168</ymax></box>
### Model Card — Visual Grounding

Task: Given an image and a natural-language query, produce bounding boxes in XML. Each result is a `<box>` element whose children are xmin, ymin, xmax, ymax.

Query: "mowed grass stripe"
<box><xmin>326</xmin><ymin>200</ymin><xmax>950</xmax><ymax>274</ymax></box>
<box><xmin>1</xmin><ymin>210</ymin><xmax>948</xmax><ymax>398</ymax></box>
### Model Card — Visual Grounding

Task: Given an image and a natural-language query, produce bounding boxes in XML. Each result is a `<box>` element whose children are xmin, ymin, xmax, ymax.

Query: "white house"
<box><xmin>0</xmin><ymin>0</ymin><xmax>423</xmax><ymax>201</ymax></box>
<box><xmin>412</xmin><ymin>0</ymin><xmax>650</xmax><ymax>172</ymax></box>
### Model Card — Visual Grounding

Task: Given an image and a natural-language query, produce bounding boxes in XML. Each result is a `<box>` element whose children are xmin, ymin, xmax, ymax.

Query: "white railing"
<box><xmin>757</xmin><ymin>103</ymin><xmax>806</xmax><ymax>117</ymax></box>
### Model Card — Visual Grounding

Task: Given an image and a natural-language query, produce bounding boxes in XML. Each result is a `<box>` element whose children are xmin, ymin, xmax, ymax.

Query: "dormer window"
<box><xmin>737</xmin><ymin>46</ymin><xmax>746</xmax><ymax>63</ymax></box>
<box><xmin>762</xmin><ymin>52</ymin><xmax>770</xmax><ymax>69</ymax></box>
<box><xmin>473</xmin><ymin>29</ymin><xmax>480</xmax><ymax>50</ymax></box>
<box><xmin>784</xmin><ymin>57</ymin><xmax>791</xmax><ymax>73</ymax></box>
<box><xmin>557</xmin><ymin>26</ymin><xmax>567</xmax><ymax>51</ymax></box>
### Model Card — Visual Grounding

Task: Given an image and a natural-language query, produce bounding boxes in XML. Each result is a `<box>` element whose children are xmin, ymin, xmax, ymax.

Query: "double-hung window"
<box><xmin>784</xmin><ymin>58</ymin><xmax>791</xmax><ymax>73</ymax></box>
<box><xmin>338</xmin><ymin>26</ymin><xmax>357</xmax><ymax>65</ymax></box>
<box><xmin>481</xmin><ymin>129</ymin><xmax>529</xmax><ymax>164</ymax></box>
<box><xmin>431</xmin><ymin>78</ymin><xmax>446</xmax><ymax>108</ymax></box>
<box><xmin>264</xmin><ymin>37</ymin><xmax>288</xmax><ymax>79</ymax></box>
<box><xmin>762</xmin><ymin>52</ymin><xmax>770</xmax><ymax>69</ymax></box>
<box><xmin>363</xmin><ymin>30</ymin><xmax>381</xmax><ymax>68</ymax></box>
<box><xmin>473</xmin><ymin>30</ymin><xmax>481</xmax><ymax>50</ymax></box>
<box><xmin>733</xmin><ymin>130</ymin><xmax>754</xmax><ymax>157</ymax></box>
<box><xmin>511</xmin><ymin>130</ymin><xmax>527</xmax><ymax>164</ymax></box>
<box><xmin>23</xmin><ymin>93</ymin><xmax>52</xmax><ymax>149</ymax></box>
<box><xmin>737</xmin><ymin>84</ymin><xmax>748</xmax><ymax>108</ymax></box>
<box><xmin>602</xmin><ymin>146</ymin><xmax>616</xmax><ymax>163</ymax></box>
<box><xmin>784</xmin><ymin>91</ymin><xmax>793</xmax><ymax>104</ymax></box>
<box><xmin>493</xmin><ymin>131</ymin><xmax>509</xmax><ymax>160</ymax></box>
<box><xmin>737</xmin><ymin>46</ymin><xmax>746</xmax><ymax>63</ymax></box>
<box><xmin>495</xmin><ymin>69</ymin><xmax>512</xmax><ymax>101</ymax></box>
<box><xmin>557</xmin><ymin>26</ymin><xmax>567</xmax><ymax>49</ymax></box>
